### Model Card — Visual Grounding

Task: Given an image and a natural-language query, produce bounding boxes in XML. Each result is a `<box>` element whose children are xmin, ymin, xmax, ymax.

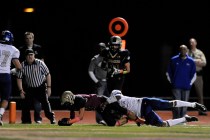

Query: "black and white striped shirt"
<box><xmin>17</xmin><ymin>59</ymin><xmax>50</xmax><ymax>88</ymax></box>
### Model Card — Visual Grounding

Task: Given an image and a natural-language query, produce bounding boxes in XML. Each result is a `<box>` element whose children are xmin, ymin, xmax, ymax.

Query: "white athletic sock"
<box><xmin>0</xmin><ymin>108</ymin><xmax>5</xmax><ymax>116</ymax></box>
<box><xmin>166</xmin><ymin>117</ymin><xmax>186</xmax><ymax>126</ymax></box>
<box><xmin>174</xmin><ymin>100</ymin><xmax>194</xmax><ymax>108</ymax></box>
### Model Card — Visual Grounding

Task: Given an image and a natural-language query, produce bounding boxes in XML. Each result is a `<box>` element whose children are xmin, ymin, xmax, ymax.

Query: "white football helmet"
<box><xmin>111</xmin><ymin>90</ymin><xmax>122</xmax><ymax>97</ymax></box>
<box><xmin>107</xmin><ymin>90</ymin><xmax>123</xmax><ymax>104</ymax></box>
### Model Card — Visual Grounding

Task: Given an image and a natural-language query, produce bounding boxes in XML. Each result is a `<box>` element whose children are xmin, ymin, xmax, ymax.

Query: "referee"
<box><xmin>16</xmin><ymin>48</ymin><xmax>56</xmax><ymax>124</ymax></box>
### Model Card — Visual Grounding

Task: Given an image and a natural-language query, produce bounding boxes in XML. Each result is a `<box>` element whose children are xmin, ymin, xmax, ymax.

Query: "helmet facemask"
<box><xmin>110</xmin><ymin>44</ymin><xmax>121</xmax><ymax>53</ymax></box>
<box><xmin>109</xmin><ymin>36</ymin><xmax>122</xmax><ymax>53</ymax></box>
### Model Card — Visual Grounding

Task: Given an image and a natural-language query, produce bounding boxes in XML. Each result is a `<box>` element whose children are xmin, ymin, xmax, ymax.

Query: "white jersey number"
<box><xmin>0</xmin><ymin>50</ymin><xmax>11</xmax><ymax>67</ymax></box>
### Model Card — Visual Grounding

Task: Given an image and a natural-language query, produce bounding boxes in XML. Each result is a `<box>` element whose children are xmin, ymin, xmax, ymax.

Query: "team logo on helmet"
<box><xmin>2</xmin><ymin>30</ymin><xmax>14</xmax><ymax>43</ymax></box>
<box><xmin>61</xmin><ymin>91</ymin><xmax>75</xmax><ymax>105</ymax></box>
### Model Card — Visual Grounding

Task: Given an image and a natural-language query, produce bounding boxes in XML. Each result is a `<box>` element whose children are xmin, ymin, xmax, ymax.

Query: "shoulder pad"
<box><xmin>120</xmin><ymin>49</ymin><xmax>130</xmax><ymax>55</ymax></box>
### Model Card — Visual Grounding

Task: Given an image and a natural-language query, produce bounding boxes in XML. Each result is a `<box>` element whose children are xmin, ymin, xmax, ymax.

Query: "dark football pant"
<box><xmin>141</xmin><ymin>97</ymin><xmax>172</xmax><ymax>126</ymax></box>
<box><xmin>21</xmin><ymin>84</ymin><xmax>55</xmax><ymax>123</ymax></box>
<box><xmin>21</xmin><ymin>80</ymin><xmax>42</xmax><ymax>123</ymax></box>
<box><xmin>99</xmin><ymin>102</ymin><xmax>128</xmax><ymax>126</ymax></box>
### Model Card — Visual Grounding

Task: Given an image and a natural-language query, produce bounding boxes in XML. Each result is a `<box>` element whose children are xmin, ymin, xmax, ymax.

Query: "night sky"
<box><xmin>1</xmin><ymin>1</ymin><xmax>210</xmax><ymax>107</ymax></box>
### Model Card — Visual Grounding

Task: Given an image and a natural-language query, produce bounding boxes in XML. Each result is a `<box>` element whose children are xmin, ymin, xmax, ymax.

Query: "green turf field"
<box><xmin>0</xmin><ymin>124</ymin><xmax>210</xmax><ymax>140</ymax></box>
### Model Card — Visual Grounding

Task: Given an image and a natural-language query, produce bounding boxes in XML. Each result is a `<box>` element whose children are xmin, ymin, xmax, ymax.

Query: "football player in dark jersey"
<box><xmin>101</xmin><ymin>35</ymin><xmax>130</xmax><ymax>94</ymax></box>
<box><xmin>58</xmin><ymin>91</ymin><xmax>145</xmax><ymax>126</ymax></box>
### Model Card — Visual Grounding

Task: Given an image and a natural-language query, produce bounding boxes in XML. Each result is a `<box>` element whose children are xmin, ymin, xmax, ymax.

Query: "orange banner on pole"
<box><xmin>121</xmin><ymin>40</ymin><xmax>126</xmax><ymax>50</ymax></box>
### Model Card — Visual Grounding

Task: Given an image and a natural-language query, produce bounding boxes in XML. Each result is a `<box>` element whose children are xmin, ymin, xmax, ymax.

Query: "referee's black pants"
<box><xmin>21</xmin><ymin>84</ymin><xmax>55</xmax><ymax>123</ymax></box>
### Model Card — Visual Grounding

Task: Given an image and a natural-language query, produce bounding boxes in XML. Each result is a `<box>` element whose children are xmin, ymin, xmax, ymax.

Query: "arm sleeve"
<box><xmin>69</xmin><ymin>116</ymin><xmax>80</xmax><ymax>123</ymax></box>
<box><xmin>88</xmin><ymin>71</ymin><xmax>98</xmax><ymax>83</ymax></box>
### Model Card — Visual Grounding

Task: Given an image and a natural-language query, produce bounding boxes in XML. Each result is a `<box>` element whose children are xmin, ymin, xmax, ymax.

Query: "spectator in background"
<box><xmin>101</xmin><ymin>36</ymin><xmax>130</xmax><ymax>93</ymax></box>
<box><xmin>166</xmin><ymin>44</ymin><xmax>196</xmax><ymax>120</ymax></box>
<box><xmin>188</xmin><ymin>38</ymin><xmax>207</xmax><ymax>116</ymax></box>
<box><xmin>88</xmin><ymin>42</ymin><xmax>109</xmax><ymax>125</ymax></box>
<box><xmin>16</xmin><ymin>49</ymin><xmax>56</xmax><ymax>124</ymax></box>
<box><xmin>0</xmin><ymin>30</ymin><xmax>22</xmax><ymax>126</ymax></box>
<box><xmin>18</xmin><ymin>32</ymin><xmax>45</xmax><ymax>123</ymax></box>
<box><xmin>19</xmin><ymin>32</ymin><xmax>44</xmax><ymax>62</ymax></box>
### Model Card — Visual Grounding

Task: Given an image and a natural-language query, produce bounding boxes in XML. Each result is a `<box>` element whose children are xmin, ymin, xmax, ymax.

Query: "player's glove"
<box><xmin>113</xmin><ymin>67</ymin><xmax>121</xmax><ymax>75</ymax></box>
<box><xmin>58</xmin><ymin>118</ymin><xmax>72</xmax><ymax>126</ymax></box>
<box><xmin>111</xmin><ymin>67</ymin><xmax>122</xmax><ymax>77</ymax></box>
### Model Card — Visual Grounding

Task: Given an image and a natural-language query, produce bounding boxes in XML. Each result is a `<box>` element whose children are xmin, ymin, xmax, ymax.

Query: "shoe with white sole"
<box><xmin>185</xmin><ymin>115</ymin><xmax>198</xmax><ymax>122</ymax></box>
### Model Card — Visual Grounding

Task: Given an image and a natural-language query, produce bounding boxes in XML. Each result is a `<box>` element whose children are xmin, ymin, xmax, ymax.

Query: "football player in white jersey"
<box><xmin>0</xmin><ymin>30</ymin><xmax>22</xmax><ymax>126</ymax></box>
<box><xmin>107</xmin><ymin>90</ymin><xmax>207</xmax><ymax>127</ymax></box>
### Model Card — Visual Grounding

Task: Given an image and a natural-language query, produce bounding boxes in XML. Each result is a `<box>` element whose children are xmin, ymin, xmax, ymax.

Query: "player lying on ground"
<box><xmin>107</xmin><ymin>90</ymin><xmax>207</xmax><ymax>127</ymax></box>
<box><xmin>58</xmin><ymin>91</ymin><xmax>144</xmax><ymax>126</ymax></box>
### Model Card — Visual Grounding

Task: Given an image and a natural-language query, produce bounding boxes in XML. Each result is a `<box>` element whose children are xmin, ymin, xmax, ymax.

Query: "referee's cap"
<box><xmin>25</xmin><ymin>48</ymin><xmax>35</xmax><ymax>55</ymax></box>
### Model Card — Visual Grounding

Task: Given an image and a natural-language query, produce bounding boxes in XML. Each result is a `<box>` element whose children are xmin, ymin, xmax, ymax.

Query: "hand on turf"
<box><xmin>58</xmin><ymin>118</ymin><xmax>72</xmax><ymax>126</ymax></box>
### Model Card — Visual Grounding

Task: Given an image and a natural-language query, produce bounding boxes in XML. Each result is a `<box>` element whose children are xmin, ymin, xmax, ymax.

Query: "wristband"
<box><xmin>123</xmin><ymin>71</ymin><xmax>128</xmax><ymax>74</ymax></box>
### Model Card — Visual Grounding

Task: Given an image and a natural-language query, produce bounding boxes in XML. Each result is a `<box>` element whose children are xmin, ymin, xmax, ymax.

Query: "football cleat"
<box><xmin>194</xmin><ymin>103</ymin><xmax>207</xmax><ymax>112</ymax></box>
<box><xmin>51</xmin><ymin>118</ymin><xmax>56</xmax><ymax>124</ymax></box>
<box><xmin>35</xmin><ymin>120</ymin><xmax>42</xmax><ymax>124</ymax></box>
<box><xmin>98</xmin><ymin>120</ymin><xmax>107</xmax><ymax>126</ymax></box>
<box><xmin>185</xmin><ymin>115</ymin><xmax>198</xmax><ymax>122</ymax></box>
<box><xmin>198</xmin><ymin>111</ymin><xmax>208</xmax><ymax>116</ymax></box>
